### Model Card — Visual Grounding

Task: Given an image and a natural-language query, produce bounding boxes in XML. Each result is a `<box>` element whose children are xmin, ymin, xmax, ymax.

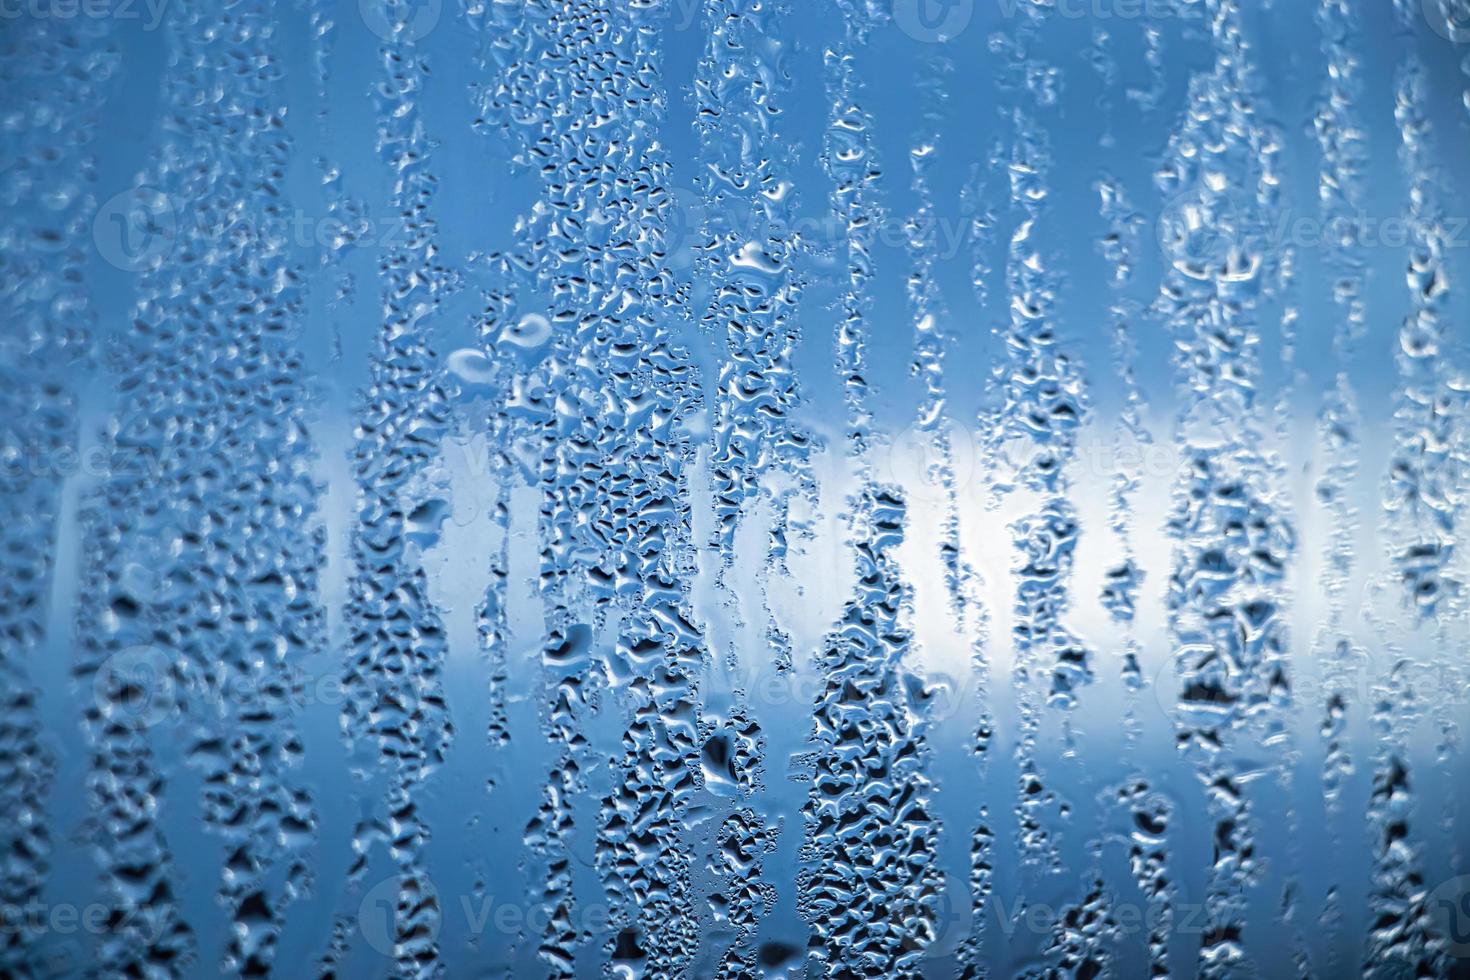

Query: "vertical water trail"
<box><xmin>1094</xmin><ymin>168</ymin><xmax>1177</xmax><ymax>979</ymax></box>
<box><xmin>934</xmin><ymin>69</ymin><xmax>1005</xmax><ymax>980</ymax></box>
<box><xmin>961</xmin><ymin>141</ymin><xmax>1001</xmax><ymax>318</ymax></box>
<box><xmin>1154</xmin><ymin>1</ymin><xmax>1296</xmax><ymax>976</ymax></box>
<box><xmin>902</xmin><ymin>78</ymin><xmax>998</xmax><ymax>971</ymax></box>
<box><xmin>1091</xmin><ymin>12</ymin><xmax>1147</xmax><ymax>710</ymax></box>
<box><xmin>0</xmin><ymin>15</ymin><xmax>120</xmax><ymax>979</ymax></box>
<box><xmin>1095</xmin><ymin>173</ymin><xmax>1149</xmax><ymax>710</ymax></box>
<box><xmin>694</xmin><ymin>0</ymin><xmax>819</xmax><ymax>677</ymax></box>
<box><xmin>958</xmin><ymin>132</ymin><xmax>1001</xmax><ymax>980</ymax></box>
<box><xmin>1356</xmin><ymin>3</ymin><xmax>1466</xmax><ymax>975</ymax></box>
<box><xmin>1313</xmin><ymin>0</ymin><xmax>1368</xmax><ymax>818</ymax></box>
<box><xmin>467</xmin><ymin>5</ymin><xmax>614</xmax><ymax>972</ymax></box>
<box><xmin>1383</xmin><ymin>3</ymin><xmax>1465</xmax><ymax>632</ymax></box>
<box><xmin>683</xmin><ymin>2</ymin><xmax>829</xmax><ymax>957</ymax></box>
<box><xmin>1259</xmin><ymin>21</ymin><xmax>1312</xmax><ymax>975</ymax></box>
<box><xmin>1445</xmin><ymin>2</ymin><xmax>1470</xmax><ymax>887</ymax></box>
<box><xmin>75</xmin><ymin>1</ymin><xmax>333</xmax><ymax>974</ymax></box>
<box><xmin>902</xmin><ymin>103</ymin><xmax>1000</xmax><ymax>972</ymax></box>
<box><xmin>797</xmin><ymin>486</ymin><xmax>942</xmax><ymax>978</ymax></box>
<box><xmin>568</xmin><ymin>4</ymin><xmax>716</xmax><ymax>974</ymax></box>
<box><xmin>984</xmin><ymin>6</ymin><xmax>1093</xmax><ymax>896</ymax></box>
<box><xmin>1126</xmin><ymin>25</ymin><xmax>1169</xmax><ymax>115</ymax></box>
<box><xmin>337</xmin><ymin>4</ymin><xmax>457</xmax><ymax>976</ymax></box>
<box><xmin>438</xmin><ymin>311</ymin><xmax>518</xmax><ymax>776</ymax></box>
<box><xmin>1089</xmin><ymin>27</ymin><xmax>1118</xmax><ymax>151</ymax></box>
<box><xmin>1310</xmin><ymin>2</ymin><xmax>1369</xmax><ymax>967</ymax></box>
<box><xmin>904</xmin><ymin>59</ymin><xmax>977</xmax><ymax>628</ymax></box>
<box><xmin>791</xmin><ymin>9</ymin><xmax>948</xmax><ymax>974</ymax></box>
<box><xmin>476</xmin><ymin>477</ymin><xmax>513</xmax><ymax>757</ymax></box>
<box><xmin>823</xmin><ymin>1</ymin><xmax>880</xmax><ymax>482</ymax></box>
<box><xmin>470</xmin><ymin>2</ymin><xmax>718</xmax><ymax>973</ymax></box>
<box><xmin>1425</xmin><ymin>0</ymin><xmax>1470</xmax><ymax>121</ymax></box>
<box><xmin>441</xmin><ymin>307</ymin><xmax>517</xmax><ymax>765</ymax></box>
<box><xmin>293</xmin><ymin>0</ymin><xmax>369</xmax><ymax>341</ymax></box>
<box><xmin>1093</xmin><ymin>11</ymin><xmax>1146</xmax><ymax>714</ymax></box>
<box><xmin>705</xmin><ymin>809</ymin><xmax>776</xmax><ymax>977</ymax></box>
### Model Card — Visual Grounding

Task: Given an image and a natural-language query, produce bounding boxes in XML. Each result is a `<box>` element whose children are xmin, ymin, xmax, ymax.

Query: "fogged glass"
<box><xmin>3</xmin><ymin>0</ymin><xmax>1470</xmax><ymax>977</ymax></box>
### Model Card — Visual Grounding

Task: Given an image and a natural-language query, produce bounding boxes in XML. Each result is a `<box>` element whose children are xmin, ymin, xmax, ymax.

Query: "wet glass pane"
<box><xmin>3</xmin><ymin>0</ymin><xmax>1470</xmax><ymax>976</ymax></box>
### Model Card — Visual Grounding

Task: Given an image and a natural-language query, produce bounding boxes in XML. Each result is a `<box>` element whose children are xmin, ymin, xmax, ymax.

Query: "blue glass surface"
<box><xmin>3</xmin><ymin>0</ymin><xmax>1470</xmax><ymax>977</ymax></box>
